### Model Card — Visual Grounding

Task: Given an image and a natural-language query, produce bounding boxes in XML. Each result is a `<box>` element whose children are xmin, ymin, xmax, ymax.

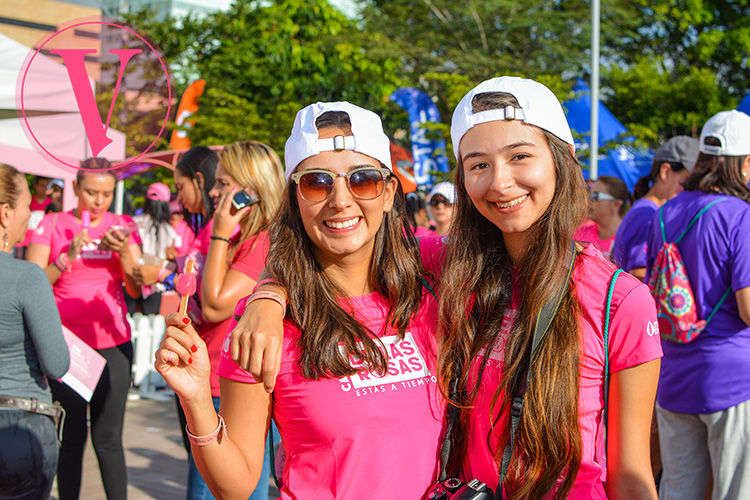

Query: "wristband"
<box><xmin>158</xmin><ymin>267</ymin><xmax>171</xmax><ymax>283</ymax></box>
<box><xmin>245</xmin><ymin>290</ymin><xmax>286</xmax><ymax>313</ymax></box>
<box><xmin>186</xmin><ymin>414</ymin><xmax>227</xmax><ymax>446</ymax></box>
<box><xmin>163</xmin><ymin>272</ymin><xmax>176</xmax><ymax>291</ymax></box>
<box><xmin>251</xmin><ymin>278</ymin><xmax>280</xmax><ymax>294</ymax></box>
<box><xmin>210</xmin><ymin>236</ymin><xmax>231</xmax><ymax>244</ymax></box>
<box><xmin>54</xmin><ymin>253</ymin><xmax>70</xmax><ymax>273</ymax></box>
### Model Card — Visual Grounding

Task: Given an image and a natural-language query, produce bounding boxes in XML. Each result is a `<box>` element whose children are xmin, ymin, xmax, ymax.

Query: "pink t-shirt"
<box><xmin>420</xmin><ymin>237</ymin><xmax>663</xmax><ymax>498</ymax></box>
<box><xmin>199</xmin><ymin>231</ymin><xmax>269</xmax><ymax>397</ymax></box>
<box><xmin>217</xmin><ymin>291</ymin><xmax>445</xmax><ymax>500</ymax></box>
<box><xmin>575</xmin><ymin>220</ymin><xmax>615</xmax><ymax>261</ymax></box>
<box><xmin>29</xmin><ymin>211</ymin><xmax>141</xmax><ymax>349</ymax></box>
<box><xmin>171</xmin><ymin>219</ymin><xmax>195</xmax><ymax>257</ymax></box>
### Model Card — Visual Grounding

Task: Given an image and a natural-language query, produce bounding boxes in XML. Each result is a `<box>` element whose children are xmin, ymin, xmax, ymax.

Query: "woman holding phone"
<box><xmin>26</xmin><ymin>157</ymin><xmax>142</xmax><ymax>500</ymax></box>
<box><xmin>155</xmin><ymin>102</ymin><xmax>444</xmax><ymax>499</ymax></box>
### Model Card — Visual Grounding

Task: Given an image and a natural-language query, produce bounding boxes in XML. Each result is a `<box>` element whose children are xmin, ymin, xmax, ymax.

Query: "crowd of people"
<box><xmin>0</xmin><ymin>75</ymin><xmax>748</xmax><ymax>500</ymax></box>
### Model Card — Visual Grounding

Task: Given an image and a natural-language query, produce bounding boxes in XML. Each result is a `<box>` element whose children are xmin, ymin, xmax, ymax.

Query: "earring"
<box><xmin>3</xmin><ymin>232</ymin><xmax>8</xmax><ymax>248</ymax></box>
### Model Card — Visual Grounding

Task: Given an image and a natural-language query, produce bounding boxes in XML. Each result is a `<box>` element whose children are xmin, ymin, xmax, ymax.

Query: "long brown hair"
<box><xmin>439</xmin><ymin>92</ymin><xmax>588</xmax><ymax>499</ymax></box>
<box><xmin>264</xmin><ymin>111</ymin><xmax>427</xmax><ymax>379</ymax></box>
<box><xmin>218</xmin><ymin>141</ymin><xmax>285</xmax><ymax>262</ymax></box>
<box><xmin>683</xmin><ymin>137</ymin><xmax>750</xmax><ymax>204</ymax></box>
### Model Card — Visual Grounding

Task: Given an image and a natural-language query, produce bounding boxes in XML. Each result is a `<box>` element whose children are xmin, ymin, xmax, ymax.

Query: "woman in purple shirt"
<box><xmin>613</xmin><ymin>136</ymin><xmax>698</xmax><ymax>281</ymax></box>
<box><xmin>646</xmin><ymin>110</ymin><xmax>750</xmax><ymax>500</ymax></box>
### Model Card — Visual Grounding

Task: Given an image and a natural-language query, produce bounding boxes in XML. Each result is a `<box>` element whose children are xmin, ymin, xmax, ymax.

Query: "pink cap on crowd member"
<box><xmin>169</xmin><ymin>198</ymin><xmax>183</xmax><ymax>213</ymax></box>
<box><xmin>146</xmin><ymin>182</ymin><xmax>171</xmax><ymax>202</ymax></box>
<box><xmin>284</xmin><ymin>101</ymin><xmax>393</xmax><ymax>180</ymax></box>
<box><xmin>450</xmin><ymin>76</ymin><xmax>575</xmax><ymax>160</ymax></box>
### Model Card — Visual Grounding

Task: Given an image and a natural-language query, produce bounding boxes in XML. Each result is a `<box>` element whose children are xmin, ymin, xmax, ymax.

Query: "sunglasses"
<box><xmin>291</xmin><ymin>167</ymin><xmax>391</xmax><ymax>203</ymax></box>
<box><xmin>429</xmin><ymin>197</ymin><xmax>453</xmax><ymax>207</ymax></box>
<box><xmin>589</xmin><ymin>191</ymin><xmax>617</xmax><ymax>202</ymax></box>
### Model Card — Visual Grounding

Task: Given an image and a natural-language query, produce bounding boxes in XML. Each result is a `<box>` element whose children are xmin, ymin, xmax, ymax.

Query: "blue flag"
<box><xmin>390</xmin><ymin>88</ymin><xmax>449</xmax><ymax>188</ymax></box>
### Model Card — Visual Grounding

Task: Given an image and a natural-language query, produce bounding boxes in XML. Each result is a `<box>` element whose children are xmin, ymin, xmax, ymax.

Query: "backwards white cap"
<box><xmin>284</xmin><ymin>101</ymin><xmax>393</xmax><ymax>180</ymax></box>
<box><xmin>699</xmin><ymin>110</ymin><xmax>750</xmax><ymax>157</ymax></box>
<box><xmin>450</xmin><ymin>76</ymin><xmax>575</xmax><ymax>161</ymax></box>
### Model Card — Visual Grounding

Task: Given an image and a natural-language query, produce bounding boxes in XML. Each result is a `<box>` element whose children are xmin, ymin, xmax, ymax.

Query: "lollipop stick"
<box><xmin>178</xmin><ymin>260</ymin><xmax>195</xmax><ymax>315</ymax></box>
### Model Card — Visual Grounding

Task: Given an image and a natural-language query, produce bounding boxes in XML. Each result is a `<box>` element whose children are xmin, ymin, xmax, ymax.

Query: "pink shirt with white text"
<box><xmin>217</xmin><ymin>290</ymin><xmax>445</xmax><ymax>500</ymax></box>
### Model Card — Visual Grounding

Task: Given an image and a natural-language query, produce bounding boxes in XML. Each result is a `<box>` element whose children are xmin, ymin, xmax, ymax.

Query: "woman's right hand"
<box><xmin>155</xmin><ymin>313</ymin><xmax>211</xmax><ymax>402</ymax></box>
<box><xmin>67</xmin><ymin>229</ymin><xmax>92</xmax><ymax>260</ymax></box>
<box><xmin>229</xmin><ymin>298</ymin><xmax>285</xmax><ymax>393</ymax></box>
<box><xmin>133</xmin><ymin>264</ymin><xmax>162</xmax><ymax>286</ymax></box>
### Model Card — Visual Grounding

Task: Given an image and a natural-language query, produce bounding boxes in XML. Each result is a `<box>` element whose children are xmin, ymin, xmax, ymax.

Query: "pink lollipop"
<box><xmin>81</xmin><ymin>211</ymin><xmax>91</xmax><ymax>229</ymax></box>
<box><xmin>176</xmin><ymin>260</ymin><xmax>196</xmax><ymax>314</ymax></box>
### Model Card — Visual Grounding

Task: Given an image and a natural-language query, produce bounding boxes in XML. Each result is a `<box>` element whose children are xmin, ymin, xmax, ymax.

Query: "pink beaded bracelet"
<box><xmin>186</xmin><ymin>414</ymin><xmax>227</xmax><ymax>447</ymax></box>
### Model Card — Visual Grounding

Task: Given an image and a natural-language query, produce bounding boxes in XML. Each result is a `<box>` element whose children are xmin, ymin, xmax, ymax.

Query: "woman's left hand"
<box><xmin>212</xmin><ymin>188</ymin><xmax>251</xmax><ymax>240</ymax></box>
<box><xmin>99</xmin><ymin>228</ymin><xmax>130</xmax><ymax>254</ymax></box>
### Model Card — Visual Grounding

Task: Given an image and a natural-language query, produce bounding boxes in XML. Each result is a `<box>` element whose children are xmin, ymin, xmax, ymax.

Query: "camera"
<box><xmin>425</xmin><ymin>478</ymin><xmax>494</xmax><ymax>500</ymax></box>
<box><xmin>230</xmin><ymin>190</ymin><xmax>259</xmax><ymax>215</ymax></box>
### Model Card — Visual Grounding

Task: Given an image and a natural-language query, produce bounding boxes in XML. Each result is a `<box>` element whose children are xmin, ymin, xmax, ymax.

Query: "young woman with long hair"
<box><xmin>613</xmin><ymin>137</ymin><xmax>698</xmax><ymax>281</ymax></box>
<box><xmin>26</xmin><ymin>158</ymin><xmax>142</xmax><ymax>500</ymax></box>
<box><xmin>646</xmin><ymin>110</ymin><xmax>750</xmax><ymax>500</ymax></box>
<box><xmin>155</xmin><ymin>102</ymin><xmax>444</xmax><ymax>499</ymax></box>
<box><xmin>434</xmin><ymin>76</ymin><xmax>660</xmax><ymax>500</ymax></box>
<box><xmin>233</xmin><ymin>79</ymin><xmax>663</xmax><ymax>499</ymax></box>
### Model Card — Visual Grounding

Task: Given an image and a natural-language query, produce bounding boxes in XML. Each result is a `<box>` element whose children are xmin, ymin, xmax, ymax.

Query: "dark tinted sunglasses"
<box><xmin>291</xmin><ymin>167</ymin><xmax>391</xmax><ymax>203</ymax></box>
<box><xmin>429</xmin><ymin>196</ymin><xmax>453</xmax><ymax>207</ymax></box>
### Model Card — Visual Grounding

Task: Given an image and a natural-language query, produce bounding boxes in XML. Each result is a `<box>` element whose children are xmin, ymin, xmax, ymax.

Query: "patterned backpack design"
<box><xmin>647</xmin><ymin>197</ymin><xmax>731</xmax><ymax>343</ymax></box>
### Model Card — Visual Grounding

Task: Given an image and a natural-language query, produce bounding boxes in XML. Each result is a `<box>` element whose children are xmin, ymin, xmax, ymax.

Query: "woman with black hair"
<box><xmin>129</xmin><ymin>182</ymin><xmax>177</xmax><ymax>315</ymax></box>
<box><xmin>174</xmin><ymin>146</ymin><xmax>218</xmax><ymax>235</ymax></box>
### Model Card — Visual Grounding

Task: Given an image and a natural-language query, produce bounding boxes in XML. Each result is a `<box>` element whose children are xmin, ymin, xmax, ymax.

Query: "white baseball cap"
<box><xmin>427</xmin><ymin>182</ymin><xmax>457</xmax><ymax>204</ymax></box>
<box><xmin>699</xmin><ymin>110</ymin><xmax>750</xmax><ymax>156</ymax></box>
<box><xmin>450</xmin><ymin>76</ymin><xmax>575</xmax><ymax>161</ymax></box>
<box><xmin>284</xmin><ymin>101</ymin><xmax>393</xmax><ymax>180</ymax></box>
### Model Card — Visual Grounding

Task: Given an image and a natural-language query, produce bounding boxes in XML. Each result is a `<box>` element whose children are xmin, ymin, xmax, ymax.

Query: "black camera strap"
<box><xmin>495</xmin><ymin>246</ymin><xmax>575</xmax><ymax>497</ymax></box>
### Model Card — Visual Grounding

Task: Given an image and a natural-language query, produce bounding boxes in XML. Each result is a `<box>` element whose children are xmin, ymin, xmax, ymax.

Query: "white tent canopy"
<box><xmin>0</xmin><ymin>32</ymin><xmax>125</xmax><ymax>211</ymax></box>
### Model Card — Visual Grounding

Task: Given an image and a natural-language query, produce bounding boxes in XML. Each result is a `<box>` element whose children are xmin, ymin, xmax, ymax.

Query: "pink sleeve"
<box><xmin>230</xmin><ymin>232</ymin><xmax>269</xmax><ymax>281</ymax></box>
<box><xmin>216</xmin><ymin>296</ymin><xmax>260</xmax><ymax>383</ymax></box>
<box><xmin>176</xmin><ymin>222</ymin><xmax>196</xmax><ymax>256</ymax></box>
<box><xmin>419</xmin><ymin>235</ymin><xmax>448</xmax><ymax>277</ymax></box>
<box><xmin>28</xmin><ymin>213</ymin><xmax>56</xmax><ymax>248</ymax></box>
<box><xmin>607</xmin><ymin>280</ymin><xmax>663</xmax><ymax>373</ymax></box>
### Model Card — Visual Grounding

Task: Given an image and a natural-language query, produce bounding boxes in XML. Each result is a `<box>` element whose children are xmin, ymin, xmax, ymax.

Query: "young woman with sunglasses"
<box><xmin>426</xmin><ymin>182</ymin><xmax>456</xmax><ymax>235</ymax></box>
<box><xmin>575</xmin><ymin>176</ymin><xmax>631</xmax><ymax>261</ymax></box>
<box><xmin>235</xmin><ymin>79</ymin><xmax>663</xmax><ymax>499</ymax></box>
<box><xmin>155</xmin><ymin>102</ymin><xmax>443</xmax><ymax>499</ymax></box>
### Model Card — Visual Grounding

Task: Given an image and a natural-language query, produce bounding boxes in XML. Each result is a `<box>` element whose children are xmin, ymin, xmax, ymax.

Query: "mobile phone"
<box><xmin>109</xmin><ymin>224</ymin><xmax>136</xmax><ymax>237</ymax></box>
<box><xmin>230</xmin><ymin>190</ymin><xmax>260</xmax><ymax>215</ymax></box>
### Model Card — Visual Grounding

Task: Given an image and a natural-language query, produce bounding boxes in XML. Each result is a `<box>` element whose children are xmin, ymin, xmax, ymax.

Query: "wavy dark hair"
<box><xmin>175</xmin><ymin>146</ymin><xmax>218</xmax><ymax>232</ymax></box>
<box><xmin>264</xmin><ymin>111</ymin><xmax>427</xmax><ymax>379</ymax></box>
<box><xmin>438</xmin><ymin>92</ymin><xmax>588</xmax><ymax>499</ymax></box>
<box><xmin>142</xmin><ymin>198</ymin><xmax>171</xmax><ymax>244</ymax></box>
<box><xmin>77</xmin><ymin>157</ymin><xmax>116</xmax><ymax>183</ymax></box>
<box><xmin>683</xmin><ymin>137</ymin><xmax>750</xmax><ymax>204</ymax></box>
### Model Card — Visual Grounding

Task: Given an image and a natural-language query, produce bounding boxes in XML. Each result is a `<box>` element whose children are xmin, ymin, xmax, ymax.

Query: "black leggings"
<box><xmin>0</xmin><ymin>410</ymin><xmax>59</xmax><ymax>500</ymax></box>
<box><xmin>50</xmin><ymin>342</ymin><xmax>133</xmax><ymax>500</ymax></box>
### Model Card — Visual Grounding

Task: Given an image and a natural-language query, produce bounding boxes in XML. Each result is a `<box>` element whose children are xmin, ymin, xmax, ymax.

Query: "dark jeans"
<box><xmin>0</xmin><ymin>409</ymin><xmax>59</xmax><ymax>500</ymax></box>
<box><xmin>125</xmin><ymin>291</ymin><xmax>162</xmax><ymax>316</ymax></box>
<box><xmin>50</xmin><ymin>342</ymin><xmax>133</xmax><ymax>500</ymax></box>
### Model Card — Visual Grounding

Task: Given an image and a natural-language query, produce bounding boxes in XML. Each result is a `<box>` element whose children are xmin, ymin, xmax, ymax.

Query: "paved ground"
<box><xmin>51</xmin><ymin>392</ymin><xmax>279</xmax><ymax>500</ymax></box>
